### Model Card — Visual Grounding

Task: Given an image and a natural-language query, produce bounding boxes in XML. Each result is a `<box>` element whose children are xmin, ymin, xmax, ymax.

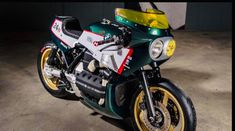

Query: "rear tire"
<box><xmin>37</xmin><ymin>42</ymin><xmax>71</xmax><ymax>98</ymax></box>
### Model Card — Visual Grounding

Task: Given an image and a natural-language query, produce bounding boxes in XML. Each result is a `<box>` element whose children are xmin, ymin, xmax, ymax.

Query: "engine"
<box><xmin>73</xmin><ymin>19</ymin><xmax>132</xmax><ymax>105</ymax></box>
<box><xmin>75</xmin><ymin>50</ymin><xmax>112</xmax><ymax>105</ymax></box>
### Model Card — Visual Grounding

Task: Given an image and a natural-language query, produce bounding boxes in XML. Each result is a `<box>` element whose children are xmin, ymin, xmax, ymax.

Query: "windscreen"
<box><xmin>115</xmin><ymin>8</ymin><xmax>169</xmax><ymax>29</ymax></box>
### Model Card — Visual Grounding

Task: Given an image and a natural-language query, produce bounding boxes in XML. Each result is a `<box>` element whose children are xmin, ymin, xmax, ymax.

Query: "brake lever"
<box><xmin>93</xmin><ymin>38</ymin><xmax>115</xmax><ymax>46</ymax></box>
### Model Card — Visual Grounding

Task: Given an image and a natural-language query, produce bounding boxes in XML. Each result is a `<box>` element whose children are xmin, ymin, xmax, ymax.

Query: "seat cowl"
<box><xmin>55</xmin><ymin>16</ymin><xmax>83</xmax><ymax>39</ymax></box>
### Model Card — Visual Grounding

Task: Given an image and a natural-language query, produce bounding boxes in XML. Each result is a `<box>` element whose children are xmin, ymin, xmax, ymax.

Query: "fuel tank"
<box><xmin>84</xmin><ymin>20</ymin><xmax>128</xmax><ymax>41</ymax></box>
<box><xmin>77</xmin><ymin>20</ymin><xmax>134</xmax><ymax>75</ymax></box>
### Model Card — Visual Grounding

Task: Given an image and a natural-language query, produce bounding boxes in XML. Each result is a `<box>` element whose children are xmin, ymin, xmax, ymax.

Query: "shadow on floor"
<box><xmin>100</xmin><ymin>116</ymin><xmax>132</xmax><ymax>131</ymax></box>
<box><xmin>161</xmin><ymin>67</ymin><xmax>213</xmax><ymax>84</ymax></box>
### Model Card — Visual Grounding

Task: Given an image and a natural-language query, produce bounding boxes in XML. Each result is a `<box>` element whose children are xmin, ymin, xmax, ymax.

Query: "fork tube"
<box><xmin>140</xmin><ymin>67</ymin><xmax>156</xmax><ymax>121</ymax></box>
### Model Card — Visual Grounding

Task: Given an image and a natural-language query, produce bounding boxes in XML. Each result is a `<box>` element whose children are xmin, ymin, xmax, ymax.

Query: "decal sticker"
<box><xmin>93</xmin><ymin>41</ymin><xmax>99</xmax><ymax>46</ymax></box>
<box><xmin>50</xmin><ymin>19</ymin><xmax>77</xmax><ymax>47</ymax></box>
<box><xmin>87</xmin><ymin>36</ymin><xmax>93</xmax><ymax>43</ymax></box>
<box><xmin>52</xmin><ymin>22</ymin><xmax>61</xmax><ymax>33</ymax></box>
<box><xmin>117</xmin><ymin>48</ymin><xmax>134</xmax><ymax>74</ymax></box>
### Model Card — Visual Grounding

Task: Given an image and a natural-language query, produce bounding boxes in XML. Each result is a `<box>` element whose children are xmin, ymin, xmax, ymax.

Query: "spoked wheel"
<box><xmin>37</xmin><ymin>42</ymin><xmax>72</xmax><ymax>98</ymax></box>
<box><xmin>130</xmin><ymin>86</ymin><xmax>196</xmax><ymax>131</ymax></box>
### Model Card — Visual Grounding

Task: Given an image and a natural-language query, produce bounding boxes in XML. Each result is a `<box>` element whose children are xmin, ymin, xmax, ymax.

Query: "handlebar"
<box><xmin>93</xmin><ymin>37</ymin><xmax>116</xmax><ymax>46</ymax></box>
<box><xmin>93</xmin><ymin>29</ymin><xmax>131</xmax><ymax>47</ymax></box>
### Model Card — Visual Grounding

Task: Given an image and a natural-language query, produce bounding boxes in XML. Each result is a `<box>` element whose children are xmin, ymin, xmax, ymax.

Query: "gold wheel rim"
<box><xmin>134</xmin><ymin>87</ymin><xmax>185</xmax><ymax>131</ymax></box>
<box><xmin>40</xmin><ymin>48</ymin><xmax>59</xmax><ymax>90</ymax></box>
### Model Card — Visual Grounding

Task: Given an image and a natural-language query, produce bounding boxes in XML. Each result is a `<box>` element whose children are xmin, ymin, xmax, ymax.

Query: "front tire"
<box><xmin>130</xmin><ymin>79</ymin><xmax>196</xmax><ymax>131</ymax></box>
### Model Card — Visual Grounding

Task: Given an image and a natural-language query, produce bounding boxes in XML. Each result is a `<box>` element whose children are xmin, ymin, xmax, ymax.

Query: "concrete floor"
<box><xmin>0</xmin><ymin>31</ymin><xmax>232</xmax><ymax>131</ymax></box>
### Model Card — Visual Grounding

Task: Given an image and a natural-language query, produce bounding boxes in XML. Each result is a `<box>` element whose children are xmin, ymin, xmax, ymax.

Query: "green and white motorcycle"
<box><xmin>37</xmin><ymin>8</ymin><xmax>196</xmax><ymax>131</ymax></box>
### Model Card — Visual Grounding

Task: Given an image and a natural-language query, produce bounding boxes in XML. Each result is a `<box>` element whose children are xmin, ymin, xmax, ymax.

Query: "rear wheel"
<box><xmin>37</xmin><ymin>42</ymin><xmax>70</xmax><ymax>98</ymax></box>
<box><xmin>130</xmin><ymin>85</ymin><xmax>196</xmax><ymax>131</ymax></box>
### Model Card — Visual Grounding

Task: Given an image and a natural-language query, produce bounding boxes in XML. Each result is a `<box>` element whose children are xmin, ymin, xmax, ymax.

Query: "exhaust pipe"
<box><xmin>43</xmin><ymin>64</ymin><xmax>61</xmax><ymax>78</ymax></box>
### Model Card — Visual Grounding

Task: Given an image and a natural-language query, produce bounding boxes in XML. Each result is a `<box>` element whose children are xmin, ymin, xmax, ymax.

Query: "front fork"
<box><xmin>140</xmin><ymin>62</ymin><xmax>161</xmax><ymax>122</ymax></box>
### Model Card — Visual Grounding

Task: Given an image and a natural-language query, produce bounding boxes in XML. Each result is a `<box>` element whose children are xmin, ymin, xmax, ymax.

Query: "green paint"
<box><xmin>82</xmin><ymin>83</ymin><xmax>124</xmax><ymax>119</ymax></box>
<box><xmin>86</xmin><ymin>22</ymin><xmax>124</xmax><ymax>38</ymax></box>
<box><xmin>51</xmin><ymin>34</ymin><xmax>69</xmax><ymax>52</ymax></box>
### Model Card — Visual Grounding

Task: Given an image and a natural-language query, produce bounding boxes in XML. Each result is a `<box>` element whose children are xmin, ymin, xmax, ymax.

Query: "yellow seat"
<box><xmin>115</xmin><ymin>8</ymin><xmax>169</xmax><ymax>29</ymax></box>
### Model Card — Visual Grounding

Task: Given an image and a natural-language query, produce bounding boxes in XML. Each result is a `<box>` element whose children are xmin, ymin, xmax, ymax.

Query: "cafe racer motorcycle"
<box><xmin>37</xmin><ymin>8</ymin><xmax>196</xmax><ymax>131</ymax></box>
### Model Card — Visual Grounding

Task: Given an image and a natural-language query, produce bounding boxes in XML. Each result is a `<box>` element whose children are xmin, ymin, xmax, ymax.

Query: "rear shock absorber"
<box><xmin>47</xmin><ymin>46</ymin><xmax>58</xmax><ymax>65</ymax></box>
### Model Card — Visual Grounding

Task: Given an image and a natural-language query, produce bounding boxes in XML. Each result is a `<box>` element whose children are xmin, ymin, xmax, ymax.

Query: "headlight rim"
<box><xmin>149</xmin><ymin>39</ymin><xmax>164</xmax><ymax>61</ymax></box>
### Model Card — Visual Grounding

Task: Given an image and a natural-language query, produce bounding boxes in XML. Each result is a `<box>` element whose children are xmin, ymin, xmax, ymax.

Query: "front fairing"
<box><xmin>114</xmin><ymin>8</ymin><xmax>175</xmax><ymax>77</ymax></box>
<box><xmin>127</xmin><ymin>25</ymin><xmax>173</xmax><ymax>48</ymax></box>
<box><xmin>117</xmin><ymin>18</ymin><xmax>173</xmax><ymax>77</ymax></box>
<box><xmin>121</xmin><ymin>33</ymin><xmax>175</xmax><ymax>76</ymax></box>
<box><xmin>115</xmin><ymin>13</ymin><xmax>173</xmax><ymax>46</ymax></box>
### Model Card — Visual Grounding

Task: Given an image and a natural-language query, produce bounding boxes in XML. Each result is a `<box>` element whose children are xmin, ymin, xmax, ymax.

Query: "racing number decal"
<box><xmin>50</xmin><ymin>19</ymin><xmax>77</xmax><ymax>47</ymax></box>
<box><xmin>52</xmin><ymin>21</ymin><xmax>61</xmax><ymax>33</ymax></box>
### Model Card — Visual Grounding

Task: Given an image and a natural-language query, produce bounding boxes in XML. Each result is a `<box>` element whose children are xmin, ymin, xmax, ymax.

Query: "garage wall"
<box><xmin>63</xmin><ymin>2</ymin><xmax>124</xmax><ymax>28</ymax></box>
<box><xmin>0</xmin><ymin>2</ymin><xmax>124</xmax><ymax>31</ymax></box>
<box><xmin>125</xmin><ymin>2</ymin><xmax>232</xmax><ymax>31</ymax></box>
<box><xmin>0</xmin><ymin>2</ymin><xmax>231</xmax><ymax>31</ymax></box>
<box><xmin>0</xmin><ymin>3</ymin><xmax>63</xmax><ymax>31</ymax></box>
<box><xmin>186</xmin><ymin>3</ymin><xmax>232</xmax><ymax>31</ymax></box>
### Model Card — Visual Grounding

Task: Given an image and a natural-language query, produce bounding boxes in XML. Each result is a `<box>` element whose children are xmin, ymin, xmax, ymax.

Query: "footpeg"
<box><xmin>65</xmin><ymin>73</ymin><xmax>81</xmax><ymax>97</ymax></box>
<box><xmin>102</xmin><ymin>79</ymin><xmax>108</xmax><ymax>87</ymax></box>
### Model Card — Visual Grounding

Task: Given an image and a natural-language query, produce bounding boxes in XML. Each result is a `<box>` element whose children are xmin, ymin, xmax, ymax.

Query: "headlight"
<box><xmin>149</xmin><ymin>40</ymin><xmax>163</xmax><ymax>60</ymax></box>
<box><xmin>166</xmin><ymin>39</ymin><xmax>176</xmax><ymax>57</ymax></box>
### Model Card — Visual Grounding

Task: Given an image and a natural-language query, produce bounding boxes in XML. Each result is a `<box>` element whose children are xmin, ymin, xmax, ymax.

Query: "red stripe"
<box><xmin>84</xmin><ymin>30</ymin><xmax>104</xmax><ymax>38</ymax></box>
<box><xmin>117</xmin><ymin>48</ymin><xmax>134</xmax><ymax>75</ymax></box>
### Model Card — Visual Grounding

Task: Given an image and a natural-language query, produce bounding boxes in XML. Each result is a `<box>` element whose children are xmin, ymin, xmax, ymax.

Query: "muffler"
<box><xmin>43</xmin><ymin>64</ymin><xmax>61</xmax><ymax>78</ymax></box>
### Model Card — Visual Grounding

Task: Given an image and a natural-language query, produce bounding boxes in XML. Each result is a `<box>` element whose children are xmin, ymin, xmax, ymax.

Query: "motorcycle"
<box><xmin>37</xmin><ymin>8</ymin><xmax>196</xmax><ymax>131</ymax></box>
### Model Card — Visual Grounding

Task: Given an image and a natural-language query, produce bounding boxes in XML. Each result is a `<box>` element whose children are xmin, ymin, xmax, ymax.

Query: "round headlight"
<box><xmin>166</xmin><ymin>39</ymin><xmax>176</xmax><ymax>57</ymax></box>
<box><xmin>149</xmin><ymin>40</ymin><xmax>163</xmax><ymax>60</ymax></box>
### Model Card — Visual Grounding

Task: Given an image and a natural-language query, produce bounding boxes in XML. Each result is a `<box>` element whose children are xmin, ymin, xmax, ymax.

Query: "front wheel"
<box><xmin>130</xmin><ymin>80</ymin><xmax>196</xmax><ymax>131</ymax></box>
